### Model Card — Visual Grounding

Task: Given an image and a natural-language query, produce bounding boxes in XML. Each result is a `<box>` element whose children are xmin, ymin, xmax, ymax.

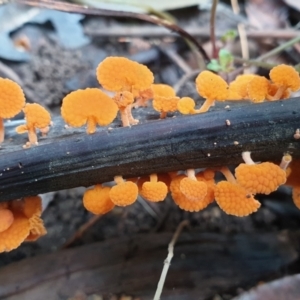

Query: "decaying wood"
<box><xmin>232</xmin><ymin>274</ymin><xmax>300</xmax><ymax>300</ymax></box>
<box><xmin>0</xmin><ymin>231</ymin><xmax>297</xmax><ymax>300</ymax></box>
<box><xmin>0</xmin><ymin>99</ymin><xmax>299</xmax><ymax>202</ymax></box>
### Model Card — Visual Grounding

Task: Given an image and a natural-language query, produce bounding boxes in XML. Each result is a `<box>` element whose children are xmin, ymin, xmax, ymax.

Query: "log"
<box><xmin>0</xmin><ymin>231</ymin><xmax>297</xmax><ymax>300</ymax></box>
<box><xmin>0</xmin><ymin>99</ymin><xmax>299</xmax><ymax>201</ymax></box>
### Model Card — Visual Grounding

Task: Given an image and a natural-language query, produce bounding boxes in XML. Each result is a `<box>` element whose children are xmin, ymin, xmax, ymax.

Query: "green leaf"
<box><xmin>207</xmin><ymin>59</ymin><xmax>222</xmax><ymax>72</ymax></box>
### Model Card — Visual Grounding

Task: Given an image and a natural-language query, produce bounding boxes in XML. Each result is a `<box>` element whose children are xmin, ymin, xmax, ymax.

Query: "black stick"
<box><xmin>0</xmin><ymin>99</ymin><xmax>299</xmax><ymax>201</ymax></box>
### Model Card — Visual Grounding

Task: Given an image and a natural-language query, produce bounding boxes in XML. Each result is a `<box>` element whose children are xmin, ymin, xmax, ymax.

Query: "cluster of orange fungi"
<box><xmin>0</xmin><ymin>57</ymin><xmax>300</xmax><ymax>253</ymax></box>
<box><xmin>83</xmin><ymin>152</ymin><xmax>294</xmax><ymax>218</ymax></box>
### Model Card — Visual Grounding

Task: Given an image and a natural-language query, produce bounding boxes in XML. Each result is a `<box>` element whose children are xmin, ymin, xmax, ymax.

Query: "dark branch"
<box><xmin>0</xmin><ymin>99</ymin><xmax>299</xmax><ymax>202</ymax></box>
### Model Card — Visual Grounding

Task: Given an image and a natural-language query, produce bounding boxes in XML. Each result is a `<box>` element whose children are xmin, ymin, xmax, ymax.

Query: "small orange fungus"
<box><xmin>16</xmin><ymin>103</ymin><xmax>51</xmax><ymax>147</ymax></box>
<box><xmin>96</xmin><ymin>56</ymin><xmax>154</xmax><ymax>97</ymax></box>
<box><xmin>177</xmin><ymin>97</ymin><xmax>199</xmax><ymax>115</ymax></box>
<box><xmin>195</xmin><ymin>71</ymin><xmax>229</xmax><ymax>113</ymax></box>
<box><xmin>170</xmin><ymin>174</ymin><xmax>213</xmax><ymax>212</ymax></box>
<box><xmin>83</xmin><ymin>184</ymin><xmax>115</xmax><ymax>215</ymax></box>
<box><xmin>140</xmin><ymin>173</ymin><xmax>168</xmax><ymax>202</ymax></box>
<box><xmin>0</xmin><ymin>196</ymin><xmax>46</xmax><ymax>252</ymax></box>
<box><xmin>0</xmin><ymin>78</ymin><xmax>25</xmax><ymax>143</ymax></box>
<box><xmin>292</xmin><ymin>186</ymin><xmax>300</xmax><ymax>209</ymax></box>
<box><xmin>180</xmin><ymin>169</ymin><xmax>208</xmax><ymax>201</ymax></box>
<box><xmin>235</xmin><ymin>151</ymin><xmax>287</xmax><ymax>195</ymax></box>
<box><xmin>247</xmin><ymin>76</ymin><xmax>270</xmax><ymax>103</ymax></box>
<box><xmin>215</xmin><ymin>181</ymin><xmax>261</xmax><ymax>217</ymax></box>
<box><xmin>228</xmin><ymin>74</ymin><xmax>256</xmax><ymax>100</ymax></box>
<box><xmin>152</xmin><ymin>84</ymin><xmax>179</xmax><ymax>119</ymax></box>
<box><xmin>61</xmin><ymin>88</ymin><xmax>118</xmax><ymax>134</ymax></box>
<box><xmin>113</xmin><ymin>91</ymin><xmax>138</xmax><ymax>127</ymax></box>
<box><xmin>285</xmin><ymin>158</ymin><xmax>300</xmax><ymax>210</ymax></box>
<box><xmin>0</xmin><ymin>209</ymin><xmax>14</xmax><ymax>232</ymax></box>
<box><xmin>269</xmin><ymin>64</ymin><xmax>300</xmax><ymax>100</ymax></box>
<box><xmin>109</xmin><ymin>175</ymin><xmax>138</xmax><ymax>206</ymax></box>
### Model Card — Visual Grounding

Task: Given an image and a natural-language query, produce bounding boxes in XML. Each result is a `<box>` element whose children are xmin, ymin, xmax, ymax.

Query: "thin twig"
<box><xmin>153</xmin><ymin>220</ymin><xmax>189</xmax><ymax>300</ymax></box>
<box><xmin>257</xmin><ymin>35</ymin><xmax>300</xmax><ymax>61</ymax></box>
<box><xmin>233</xmin><ymin>57</ymin><xmax>276</xmax><ymax>69</ymax></box>
<box><xmin>61</xmin><ymin>214</ymin><xmax>103</xmax><ymax>248</ymax></box>
<box><xmin>210</xmin><ymin>0</ymin><xmax>219</xmax><ymax>58</ymax></box>
<box><xmin>11</xmin><ymin>0</ymin><xmax>210</xmax><ymax>63</ymax></box>
<box><xmin>230</xmin><ymin>0</ymin><xmax>240</xmax><ymax>14</ymax></box>
<box><xmin>85</xmin><ymin>27</ymin><xmax>300</xmax><ymax>40</ymax></box>
<box><xmin>237</xmin><ymin>23</ymin><xmax>250</xmax><ymax>73</ymax></box>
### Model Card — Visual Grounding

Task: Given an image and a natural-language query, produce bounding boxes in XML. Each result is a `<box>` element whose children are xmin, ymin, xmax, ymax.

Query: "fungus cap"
<box><xmin>0</xmin><ymin>209</ymin><xmax>14</xmax><ymax>233</ymax></box>
<box><xmin>96</xmin><ymin>57</ymin><xmax>154</xmax><ymax>95</ymax></box>
<box><xmin>109</xmin><ymin>181</ymin><xmax>138</xmax><ymax>206</ymax></box>
<box><xmin>235</xmin><ymin>162</ymin><xmax>286</xmax><ymax>195</ymax></box>
<box><xmin>23</xmin><ymin>103</ymin><xmax>51</xmax><ymax>129</ymax></box>
<box><xmin>170</xmin><ymin>175</ymin><xmax>213</xmax><ymax>212</ymax></box>
<box><xmin>61</xmin><ymin>88</ymin><xmax>118</xmax><ymax>129</ymax></box>
<box><xmin>0</xmin><ymin>212</ymin><xmax>30</xmax><ymax>252</ymax></box>
<box><xmin>214</xmin><ymin>181</ymin><xmax>261</xmax><ymax>217</ymax></box>
<box><xmin>179</xmin><ymin>177</ymin><xmax>207</xmax><ymax>201</ymax></box>
<box><xmin>83</xmin><ymin>184</ymin><xmax>115</xmax><ymax>214</ymax></box>
<box><xmin>141</xmin><ymin>181</ymin><xmax>168</xmax><ymax>202</ymax></box>
<box><xmin>228</xmin><ymin>74</ymin><xmax>256</xmax><ymax>99</ymax></box>
<box><xmin>0</xmin><ymin>78</ymin><xmax>25</xmax><ymax>119</ymax></box>
<box><xmin>177</xmin><ymin>97</ymin><xmax>196</xmax><ymax>114</ymax></box>
<box><xmin>195</xmin><ymin>71</ymin><xmax>229</xmax><ymax>101</ymax></box>
<box><xmin>270</xmin><ymin>64</ymin><xmax>300</xmax><ymax>91</ymax></box>
<box><xmin>247</xmin><ymin>76</ymin><xmax>270</xmax><ymax>102</ymax></box>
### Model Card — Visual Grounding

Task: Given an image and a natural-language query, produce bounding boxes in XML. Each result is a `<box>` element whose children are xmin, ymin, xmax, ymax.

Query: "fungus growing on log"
<box><xmin>195</xmin><ymin>70</ymin><xmax>229</xmax><ymax>112</ymax></box>
<box><xmin>0</xmin><ymin>196</ymin><xmax>46</xmax><ymax>252</ymax></box>
<box><xmin>61</xmin><ymin>88</ymin><xmax>118</xmax><ymax>133</ymax></box>
<box><xmin>16</xmin><ymin>103</ymin><xmax>51</xmax><ymax>148</ymax></box>
<box><xmin>0</xmin><ymin>78</ymin><xmax>25</xmax><ymax>143</ymax></box>
<box><xmin>83</xmin><ymin>184</ymin><xmax>115</xmax><ymax>215</ymax></box>
<box><xmin>269</xmin><ymin>64</ymin><xmax>300</xmax><ymax>100</ymax></box>
<box><xmin>235</xmin><ymin>151</ymin><xmax>287</xmax><ymax>195</ymax></box>
<box><xmin>152</xmin><ymin>84</ymin><xmax>179</xmax><ymax>119</ymax></box>
<box><xmin>179</xmin><ymin>169</ymin><xmax>208</xmax><ymax>201</ymax></box>
<box><xmin>109</xmin><ymin>176</ymin><xmax>138</xmax><ymax>206</ymax></box>
<box><xmin>170</xmin><ymin>173</ymin><xmax>214</xmax><ymax>212</ymax></box>
<box><xmin>214</xmin><ymin>166</ymin><xmax>261</xmax><ymax>217</ymax></box>
<box><xmin>140</xmin><ymin>173</ymin><xmax>168</xmax><ymax>202</ymax></box>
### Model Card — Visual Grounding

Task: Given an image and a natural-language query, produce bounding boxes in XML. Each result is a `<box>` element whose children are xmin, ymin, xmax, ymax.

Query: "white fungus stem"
<box><xmin>242</xmin><ymin>151</ymin><xmax>255</xmax><ymax>165</ymax></box>
<box><xmin>280</xmin><ymin>153</ymin><xmax>292</xmax><ymax>170</ymax></box>
<box><xmin>153</xmin><ymin>220</ymin><xmax>189</xmax><ymax>300</ymax></box>
<box><xmin>186</xmin><ymin>169</ymin><xmax>197</xmax><ymax>180</ymax></box>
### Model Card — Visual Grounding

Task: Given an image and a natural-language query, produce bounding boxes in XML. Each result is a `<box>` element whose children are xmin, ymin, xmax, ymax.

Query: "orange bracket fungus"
<box><xmin>0</xmin><ymin>196</ymin><xmax>46</xmax><ymax>252</ymax></box>
<box><xmin>83</xmin><ymin>184</ymin><xmax>115</xmax><ymax>215</ymax></box>
<box><xmin>96</xmin><ymin>56</ymin><xmax>154</xmax><ymax>126</ymax></box>
<box><xmin>195</xmin><ymin>70</ymin><xmax>229</xmax><ymax>113</ymax></box>
<box><xmin>0</xmin><ymin>78</ymin><xmax>25</xmax><ymax>143</ymax></box>
<box><xmin>235</xmin><ymin>151</ymin><xmax>287</xmax><ymax>195</ymax></box>
<box><xmin>109</xmin><ymin>175</ymin><xmax>139</xmax><ymax>206</ymax></box>
<box><xmin>140</xmin><ymin>173</ymin><xmax>168</xmax><ymax>202</ymax></box>
<box><xmin>61</xmin><ymin>88</ymin><xmax>118</xmax><ymax>134</ymax></box>
<box><xmin>214</xmin><ymin>166</ymin><xmax>261</xmax><ymax>217</ymax></box>
<box><xmin>15</xmin><ymin>103</ymin><xmax>51</xmax><ymax>148</ymax></box>
<box><xmin>152</xmin><ymin>83</ymin><xmax>180</xmax><ymax>119</ymax></box>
